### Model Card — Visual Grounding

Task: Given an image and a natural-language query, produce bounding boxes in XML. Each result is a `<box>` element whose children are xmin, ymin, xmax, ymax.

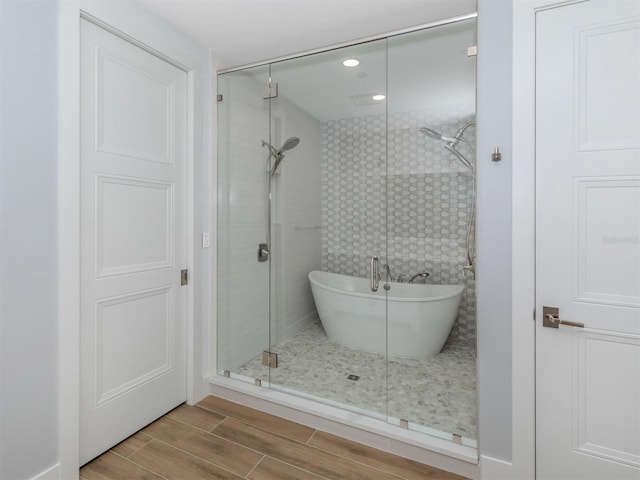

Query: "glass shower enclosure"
<box><xmin>217</xmin><ymin>16</ymin><xmax>477</xmax><ymax>448</ymax></box>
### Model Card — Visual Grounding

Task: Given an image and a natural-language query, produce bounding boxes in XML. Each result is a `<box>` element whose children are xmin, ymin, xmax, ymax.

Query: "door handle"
<box><xmin>370</xmin><ymin>256</ymin><xmax>379</xmax><ymax>292</ymax></box>
<box><xmin>542</xmin><ymin>306</ymin><xmax>584</xmax><ymax>329</ymax></box>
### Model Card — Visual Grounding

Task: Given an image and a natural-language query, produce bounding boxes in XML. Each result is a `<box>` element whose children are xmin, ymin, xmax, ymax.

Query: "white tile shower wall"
<box><xmin>269</xmin><ymin>98</ymin><xmax>322</xmax><ymax>346</ymax></box>
<box><xmin>321</xmin><ymin>110</ymin><xmax>476</xmax><ymax>342</ymax></box>
<box><xmin>217</xmin><ymin>73</ymin><xmax>322</xmax><ymax>371</ymax></box>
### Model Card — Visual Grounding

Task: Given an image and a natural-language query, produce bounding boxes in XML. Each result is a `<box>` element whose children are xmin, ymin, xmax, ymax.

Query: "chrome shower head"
<box><xmin>420</xmin><ymin>124</ymin><xmax>475</xmax><ymax>170</ymax></box>
<box><xmin>279</xmin><ymin>137</ymin><xmax>300</xmax><ymax>153</ymax></box>
<box><xmin>264</xmin><ymin>137</ymin><xmax>301</xmax><ymax>176</ymax></box>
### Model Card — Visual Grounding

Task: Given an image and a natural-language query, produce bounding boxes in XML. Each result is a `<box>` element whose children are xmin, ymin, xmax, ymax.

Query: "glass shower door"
<box><xmin>265</xmin><ymin>40</ymin><xmax>390</xmax><ymax>420</ymax></box>
<box><xmin>386</xmin><ymin>19</ymin><xmax>478</xmax><ymax>445</ymax></box>
<box><xmin>216</xmin><ymin>64</ymin><xmax>273</xmax><ymax>384</ymax></box>
<box><xmin>217</xmin><ymin>20</ymin><xmax>479</xmax><ymax>446</ymax></box>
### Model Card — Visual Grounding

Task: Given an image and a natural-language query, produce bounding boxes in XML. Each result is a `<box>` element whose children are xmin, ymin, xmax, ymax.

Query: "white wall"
<box><xmin>0</xmin><ymin>1</ymin><xmax>60</xmax><ymax>478</ymax></box>
<box><xmin>476</xmin><ymin>0</ymin><xmax>513</xmax><ymax>467</ymax></box>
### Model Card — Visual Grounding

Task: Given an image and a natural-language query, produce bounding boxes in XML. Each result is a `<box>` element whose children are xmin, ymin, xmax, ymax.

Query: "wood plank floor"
<box><xmin>80</xmin><ymin>396</ymin><xmax>469</xmax><ymax>480</ymax></box>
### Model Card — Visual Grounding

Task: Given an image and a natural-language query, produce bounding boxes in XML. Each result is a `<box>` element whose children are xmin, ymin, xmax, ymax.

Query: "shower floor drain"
<box><xmin>347</xmin><ymin>374</ymin><xmax>360</xmax><ymax>381</ymax></box>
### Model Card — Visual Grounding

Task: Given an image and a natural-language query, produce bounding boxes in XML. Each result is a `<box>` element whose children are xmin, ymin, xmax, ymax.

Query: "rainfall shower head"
<box><xmin>419</xmin><ymin>122</ymin><xmax>475</xmax><ymax>148</ymax></box>
<box><xmin>262</xmin><ymin>137</ymin><xmax>301</xmax><ymax>176</ymax></box>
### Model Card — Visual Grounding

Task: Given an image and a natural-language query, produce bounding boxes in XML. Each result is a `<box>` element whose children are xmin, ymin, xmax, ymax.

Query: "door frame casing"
<box><xmin>59</xmin><ymin>1</ymin><xmax>211</xmax><ymax>476</ymax></box>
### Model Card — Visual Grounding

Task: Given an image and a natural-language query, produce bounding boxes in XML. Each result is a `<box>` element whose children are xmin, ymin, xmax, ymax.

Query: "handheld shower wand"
<box><xmin>269</xmin><ymin>137</ymin><xmax>300</xmax><ymax>176</ymax></box>
<box><xmin>419</xmin><ymin>122</ymin><xmax>476</xmax><ymax>276</ymax></box>
<box><xmin>262</xmin><ymin>137</ymin><xmax>300</xmax><ymax>176</ymax></box>
<box><xmin>450</xmin><ymin>121</ymin><xmax>475</xmax><ymax>148</ymax></box>
<box><xmin>260</xmin><ymin>137</ymin><xmax>302</xmax><ymax>258</ymax></box>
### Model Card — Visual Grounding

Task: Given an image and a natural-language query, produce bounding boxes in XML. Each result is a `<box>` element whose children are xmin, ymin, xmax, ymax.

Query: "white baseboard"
<box><xmin>480</xmin><ymin>455</ymin><xmax>515</xmax><ymax>479</ymax></box>
<box><xmin>31</xmin><ymin>463</ymin><xmax>61</xmax><ymax>480</ymax></box>
<box><xmin>276</xmin><ymin>310</ymin><xmax>318</xmax><ymax>343</ymax></box>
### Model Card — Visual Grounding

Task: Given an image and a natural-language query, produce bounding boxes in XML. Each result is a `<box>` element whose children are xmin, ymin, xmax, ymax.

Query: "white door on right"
<box><xmin>536</xmin><ymin>1</ymin><xmax>640</xmax><ymax>479</ymax></box>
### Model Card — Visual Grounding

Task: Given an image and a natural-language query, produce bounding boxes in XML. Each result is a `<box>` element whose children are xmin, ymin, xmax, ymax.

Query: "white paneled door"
<box><xmin>80</xmin><ymin>19</ymin><xmax>187</xmax><ymax>464</ymax></box>
<box><xmin>536</xmin><ymin>1</ymin><xmax>640</xmax><ymax>479</ymax></box>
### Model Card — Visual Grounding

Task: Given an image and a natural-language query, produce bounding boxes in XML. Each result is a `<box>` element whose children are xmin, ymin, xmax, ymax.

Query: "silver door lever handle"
<box><xmin>545</xmin><ymin>314</ymin><xmax>584</xmax><ymax>329</ymax></box>
<box><xmin>542</xmin><ymin>306</ymin><xmax>584</xmax><ymax>329</ymax></box>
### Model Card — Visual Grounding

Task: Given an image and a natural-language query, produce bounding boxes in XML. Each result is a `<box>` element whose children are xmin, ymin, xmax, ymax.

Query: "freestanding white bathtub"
<box><xmin>308</xmin><ymin>270</ymin><xmax>464</xmax><ymax>360</ymax></box>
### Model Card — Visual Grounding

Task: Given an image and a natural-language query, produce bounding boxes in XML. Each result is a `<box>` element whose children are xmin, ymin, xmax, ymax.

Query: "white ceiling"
<box><xmin>138</xmin><ymin>0</ymin><xmax>477</xmax><ymax>122</ymax></box>
<box><xmin>269</xmin><ymin>19</ymin><xmax>477</xmax><ymax>121</ymax></box>
<box><xmin>138</xmin><ymin>0</ymin><xmax>477</xmax><ymax>70</ymax></box>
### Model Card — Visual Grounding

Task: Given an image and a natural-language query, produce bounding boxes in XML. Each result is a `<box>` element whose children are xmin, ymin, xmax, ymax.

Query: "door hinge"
<box><xmin>217</xmin><ymin>94</ymin><xmax>223</xmax><ymax>102</ymax></box>
<box><xmin>261</xmin><ymin>351</ymin><xmax>278</xmax><ymax>368</ymax></box>
<box><xmin>257</xmin><ymin>243</ymin><xmax>269</xmax><ymax>262</ymax></box>
<box><xmin>263</xmin><ymin>82</ymin><xmax>278</xmax><ymax>99</ymax></box>
<box><xmin>181</xmin><ymin>268</ymin><xmax>188</xmax><ymax>286</ymax></box>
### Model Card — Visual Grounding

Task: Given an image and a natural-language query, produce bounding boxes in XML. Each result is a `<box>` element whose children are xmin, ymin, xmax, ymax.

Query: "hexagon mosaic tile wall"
<box><xmin>321</xmin><ymin>110</ymin><xmax>476</xmax><ymax>342</ymax></box>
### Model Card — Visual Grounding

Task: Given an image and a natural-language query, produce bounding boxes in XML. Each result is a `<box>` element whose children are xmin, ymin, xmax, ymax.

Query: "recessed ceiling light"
<box><xmin>342</xmin><ymin>58</ymin><xmax>360</xmax><ymax>67</ymax></box>
<box><xmin>372</xmin><ymin>94</ymin><xmax>386</xmax><ymax>101</ymax></box>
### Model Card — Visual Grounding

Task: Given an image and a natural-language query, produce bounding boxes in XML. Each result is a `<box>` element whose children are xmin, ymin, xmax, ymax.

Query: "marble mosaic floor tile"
<box><xmin>235</xmin><ymin>322</ymin><xmax>477</xmax><ymax>440</ymax></box>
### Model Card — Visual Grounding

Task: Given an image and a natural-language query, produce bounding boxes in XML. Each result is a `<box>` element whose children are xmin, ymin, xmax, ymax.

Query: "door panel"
<box><xmin>576</xmin><ymin>332</ymin><xmax>639</xmax><ymax>467</ymax></box>
<box><xmin>575</xmin><ymin>178</ymin><xmax>640</xmax><ymax>307</ymax></box>
<box><xmin>97</xmin><ymin>175</ymin><xmax>173</xmax><ymax>275</ymax></box>
<box><xmin>95</xmin><ymin>47</ymin><xmax>175</xmax><ymax>163</ymax></box>
<box><xmin>536</xmin><ymin>1</ymin><xmax>640</xmax><ymax>478</ymax></box>
<box><xmin>95</xmin><ymin>287</ymin><xmax>174</xmax><ymax>404</ymax></box>
<box><xmin>80</xmin><ymin>19</ymin><xmax>187</xmax><ymax>464</ymax></box>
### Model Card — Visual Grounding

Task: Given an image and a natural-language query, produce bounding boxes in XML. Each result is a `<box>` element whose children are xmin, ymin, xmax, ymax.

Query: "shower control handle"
<box><xmin>370</xmin><ymin>256</ymin><xmax>379</xmax><ymax>292</ymax></box>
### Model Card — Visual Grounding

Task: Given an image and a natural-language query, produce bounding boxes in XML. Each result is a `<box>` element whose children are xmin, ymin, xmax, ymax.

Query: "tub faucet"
<box><xmin>408</xmin><ymin>272</ymin><xmax>430</xmax><ymax>284</ymax></box>
<box><xmin>463</xmin><ymin>264</ymin><xmax>475</xmax><ymax>279</ymax></box>
<box><xmin>383</xmin><ymin>264</ymin><xmax>392</xmax><ymax>282</ymax></box>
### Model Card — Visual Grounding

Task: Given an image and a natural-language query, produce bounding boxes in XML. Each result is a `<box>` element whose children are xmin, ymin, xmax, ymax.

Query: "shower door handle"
<box><xmin>370</xmin><ymin>256</ymin><xmax>379</xmax><ymax>292</ymax></box>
